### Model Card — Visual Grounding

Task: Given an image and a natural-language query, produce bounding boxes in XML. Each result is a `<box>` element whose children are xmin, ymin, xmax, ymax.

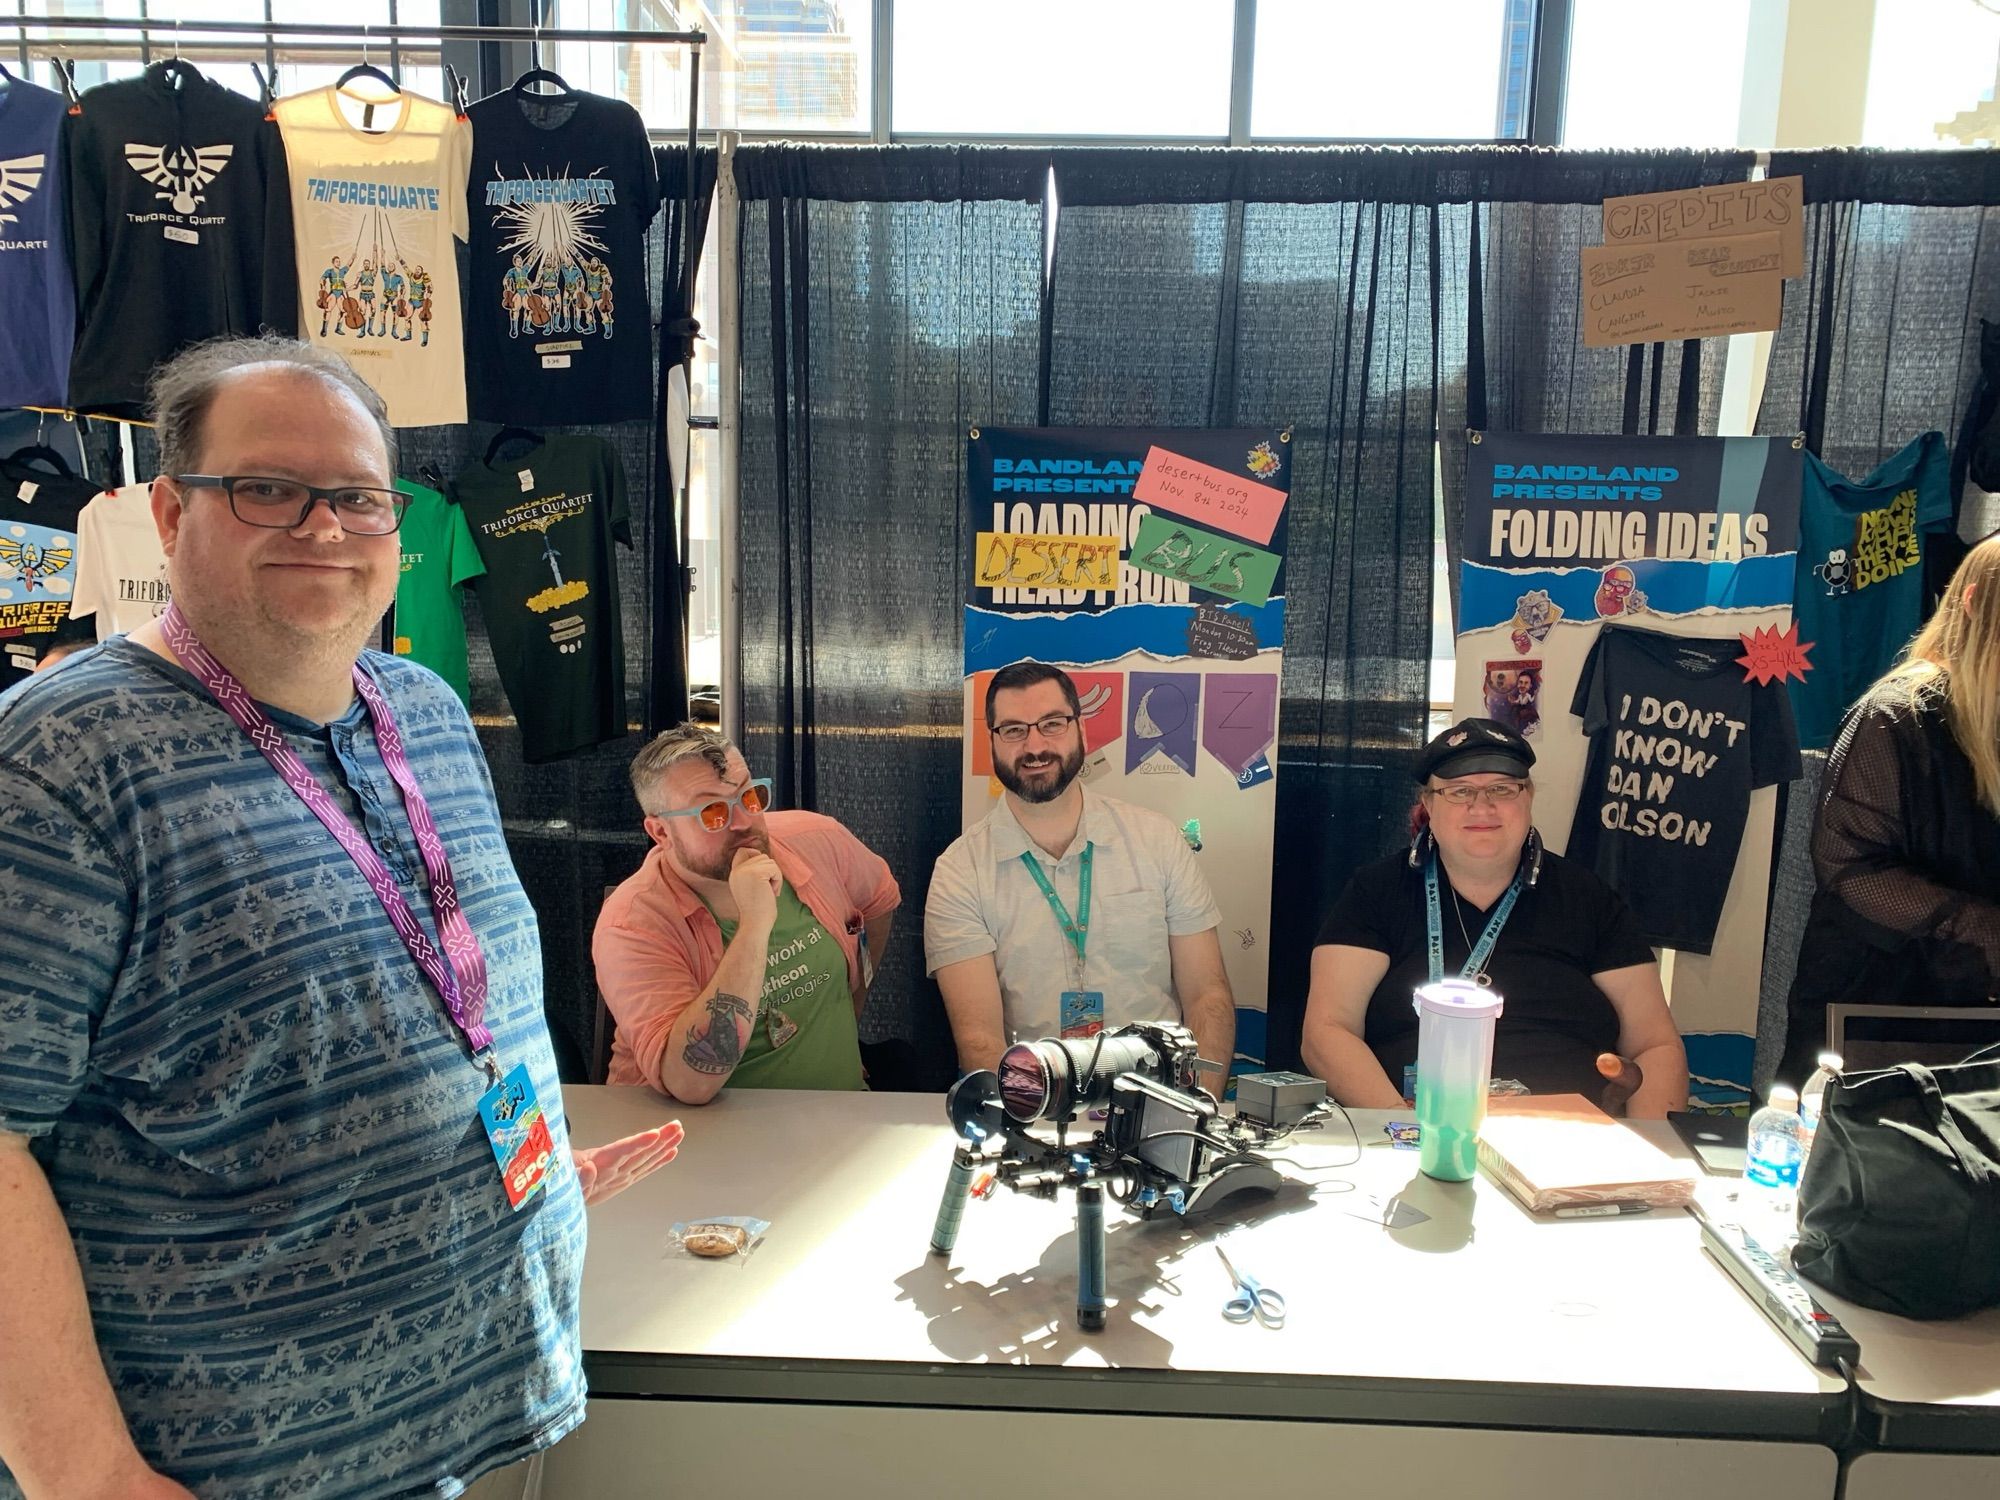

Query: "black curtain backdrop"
<box><xmin>735</xmin><ymin>145</ymin><xmax>1049</xmax><ymax>1088</ymax></box>
<box><xmin>1755</xmin><ymin>149</ymin><xmax>2000</xmax><ymax>582</ymax></box>
<box><xmin>87</xmin><ymin>146</ymin><xmax>715</xmax><ymax>1084</ymax></box>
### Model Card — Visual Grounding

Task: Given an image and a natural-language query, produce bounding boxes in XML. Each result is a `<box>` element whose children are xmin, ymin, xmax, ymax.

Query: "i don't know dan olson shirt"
<box><xmin>1567</xmin><ymin>625</ymin><xmax>1800</xmax><ymax>954</ymax></box>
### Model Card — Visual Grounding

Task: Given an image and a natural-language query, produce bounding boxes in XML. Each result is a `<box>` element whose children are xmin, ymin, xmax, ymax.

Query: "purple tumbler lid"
<box><xmin>1413</xmin><ymin>979</ymin><xmax>1504</xmax><ymax>1021</ymax></box>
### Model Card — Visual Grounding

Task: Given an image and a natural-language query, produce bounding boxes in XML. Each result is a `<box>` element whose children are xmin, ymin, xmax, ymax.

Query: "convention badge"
<box><xmin>1059</xmin><ymin>990</ymin><xmax>1105</xmax><ymax>1039</ymax></box>
<box><xmin>1401</xmin><ymin>1063</ymin><xmax>1417</xmax><ymax>1103</ymax></box>
<box><xmin>1385</xmin><ymin>1121</ymin><xmax>1420</xmax><ymax>1150</ymax></box>
<box><xmin>767</xmin><ymin>1006</ymin><xmax>799</xmax><ymax>1049</ymax></box>
<box><xmin>478</xmin><ymin>1062</ymin><xmax>556</xmax><ymax>1210</ymax></box>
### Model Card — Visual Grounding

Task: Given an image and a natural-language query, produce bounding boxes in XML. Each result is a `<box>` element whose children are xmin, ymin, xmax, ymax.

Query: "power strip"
<box><xmin>1697</xmin><ymin>1211</ymin><xmax>1860</xmax><ymax>1370</ymax></box>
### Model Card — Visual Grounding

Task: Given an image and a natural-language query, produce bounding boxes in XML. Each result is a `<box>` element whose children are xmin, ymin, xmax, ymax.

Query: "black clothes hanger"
<box><xmin>483</xmin><ymin>427</ymin><xmax>545</xmax><ymax>466</ymax></box>
<box><xmin>334</xmin><ymin>25</ymin><xmax>401</xmax><ymax>98</ymax></box>
<box><xmin>149</xmin><ymin>58</ymin><xmax>205</xmax><ymax>93</ymax></box>
<box><xmin>510</xmin><ymin>67</ymin><xmax>576</xmax><ymax>98</ymax></box>
<box><xmin>417</xmin><ymin>463</ymin><xmax>446</xmax><ymax>491</ymax></box>
<box><xmin>4</xmin><ymin>444</ymin><xmax>76</xmax><ymax>479</ymax></box>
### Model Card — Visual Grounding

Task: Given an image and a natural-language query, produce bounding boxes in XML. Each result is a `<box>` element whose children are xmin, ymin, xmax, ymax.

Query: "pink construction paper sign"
<box><xmin>1132</xmin><ymin>447</ymin><xmax>1287</xmax><ymax>546</ymax></box>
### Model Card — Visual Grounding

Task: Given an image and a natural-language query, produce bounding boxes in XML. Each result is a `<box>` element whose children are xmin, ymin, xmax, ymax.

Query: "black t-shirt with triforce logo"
<box><xmin>1568</xmin><ymin>625</ymin><xmax>1802</xmax><ymax>953</ymax></box>
<box><xmin>464</xmin><ymin>89</ymin><xmax>661</xmax><ymax>425</ymax></box>
<box><xmin>452</xmin><ymin>436</ymin><xmax>632</xmax><ymax>763</ymax></box>
<box><xmin>0</xmin><ymin>458</ymin><xmax>100</xmax><ymax>684</ymax></box>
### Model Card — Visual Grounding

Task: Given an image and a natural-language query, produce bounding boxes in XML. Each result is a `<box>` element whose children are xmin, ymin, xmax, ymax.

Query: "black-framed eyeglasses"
<box><xmin>1426</xmin><ymin>780</ymin><xmax>1530</xmax><ymax>807</ymax></box>
<box><xmin>173</xmin><ymin>474</ymin><xmax>409</xmax><ymax>536</ymax></box>
<box><xmin>655</xmin><ymin>778</ymin><xmax>775</xmax><ymax>832</ymax></box>
<box><xmin>990</xmin><ymin>712</ymin><xmax>1079</xmax><ymax>744</ymax></box>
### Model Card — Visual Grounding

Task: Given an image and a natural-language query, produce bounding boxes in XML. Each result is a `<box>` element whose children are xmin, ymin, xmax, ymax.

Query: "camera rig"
<box><xmin>927</xmin><ymin>1021</ymin><xmax>1330</xmax><ymax>1330</ymax></box>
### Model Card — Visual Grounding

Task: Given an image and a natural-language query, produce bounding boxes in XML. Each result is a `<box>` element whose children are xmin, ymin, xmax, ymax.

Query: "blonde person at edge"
<box><xmin>593</xmin><ymin>724</ymin><xmax>901</xmax><ymax>1103</ymax></box>
<box><xmin>925</xmin><ymin>660</ymin><xmax>1236</xmax><ymax>1095</ymax></box>
<box><xmin>1302</xmin><ymin>716</ymin><xmax>1687</xmax><ymax>1118</ymax></box>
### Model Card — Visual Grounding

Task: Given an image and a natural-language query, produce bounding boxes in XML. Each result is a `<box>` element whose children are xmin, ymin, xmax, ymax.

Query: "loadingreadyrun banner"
<box><xmin>964</xmin><ymin>426</ymin><xmax>1290</xmax><ymax>1046</ymax></box>
<box><xmin>1455</xmin><ymin>431</ymin><xmax>1804</xmax><ymax>1109</ymax></box>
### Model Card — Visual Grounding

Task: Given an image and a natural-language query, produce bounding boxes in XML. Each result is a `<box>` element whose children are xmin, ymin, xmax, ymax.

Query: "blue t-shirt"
<box><xmin>1790</xmin><ymin>432</ymin><xmax>1952</xmax><ymax>750</ymax></box>
<box><xmin>0</xmin><ymin>75</ymin><xmax>74</xmax><ymax>407</ymax></box>
<box><xmin>0</xmin><ymin>640</ymin><xmax>586</xmax><ymax>1499</ymax></box>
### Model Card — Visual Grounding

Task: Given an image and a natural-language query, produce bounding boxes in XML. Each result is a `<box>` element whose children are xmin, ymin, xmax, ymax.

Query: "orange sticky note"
<box><xmin>1132</xmin><ymin>447</ymin><xmax>1287</xmax><ymax>546</ymax></box>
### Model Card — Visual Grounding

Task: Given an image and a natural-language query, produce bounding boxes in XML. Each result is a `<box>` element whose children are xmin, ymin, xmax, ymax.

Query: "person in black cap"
<box><xmin>1301</xmin><ymin>717</ymin><xmax>1687</xmax><ymax>1115</ymax></box>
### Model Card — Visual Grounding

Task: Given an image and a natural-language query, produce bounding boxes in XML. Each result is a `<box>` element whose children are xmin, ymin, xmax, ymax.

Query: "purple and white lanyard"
<box><xmin>162</xmin><ymin>604</ymin><xmax>498</xmax><ymax>1078</ymax></box>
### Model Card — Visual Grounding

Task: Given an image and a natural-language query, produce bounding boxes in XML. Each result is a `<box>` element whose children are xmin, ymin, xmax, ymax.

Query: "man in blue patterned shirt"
<box><xmin>0</xmin><ymin>336</ymin><xmax>679</xmax><ymax>1499</ymax></box>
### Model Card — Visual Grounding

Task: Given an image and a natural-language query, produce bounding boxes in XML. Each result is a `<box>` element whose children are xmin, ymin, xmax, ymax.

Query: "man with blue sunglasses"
<box><xmin>594</xmin><ymin>722</ymin><xmax>901</xmax><ymax>1101</ymax></box>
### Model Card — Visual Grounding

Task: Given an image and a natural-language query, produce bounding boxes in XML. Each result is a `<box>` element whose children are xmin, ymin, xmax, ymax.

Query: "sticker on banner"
<box><xmin>1593</xmin><ymin>564</ymin><xmax>1650</xmax><ymax>618</ymax></box>
<box><xmin>1133</xmin><ymin>446</ymin><xmax>1288</xmax><ymax>545</ymax></box>
<box><xmin>1129</xmin><ymin>513</ymin><xmax>1282</xmax><ymax>608</ymax></box>
<box><xmin>1127</xmin><ymin>671</ymin><xmax>1200</xmax><ymax>775</ymax></box>
<box><xmin>974</xmin><ymin>531</ymin><xmax>1121</xmax><ymax>591</ymax></box>
<box><xmin>1201</xmin><ymin>672</ymin><xmax>1278</xmax><ymax>774</ymax></box>
<box><xmin>1483</xmin><ymin>659</ymin><xmax>1543</xmax><ymax>738</ymax></box>
<box><xmin>1507</xmin><ymin>589</ymin><xmax>1564</xmax><ymax>653</ymax></box>
<box><xmin>1737</xmin><ymin>622</ymin><xmax>1813</xmax><ymax>686</ymax></box>
<box><xmin>1236</xmin><ymin>752</ymin><xmax>1274</xmax><ymax>790</ymax></box>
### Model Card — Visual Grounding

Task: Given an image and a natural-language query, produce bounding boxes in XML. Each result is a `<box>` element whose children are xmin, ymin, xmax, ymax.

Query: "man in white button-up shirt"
<box><xmin>924</xmin><ymin>661</ymin><xmax>1236</xmax><ymax>1092</ymax></box>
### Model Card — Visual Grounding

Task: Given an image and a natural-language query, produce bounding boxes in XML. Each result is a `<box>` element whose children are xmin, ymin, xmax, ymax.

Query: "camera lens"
<box><xmin>999</xmin><ymin>1042</ymin><xmax>1057</xmax><ymax>1122</ymax></box>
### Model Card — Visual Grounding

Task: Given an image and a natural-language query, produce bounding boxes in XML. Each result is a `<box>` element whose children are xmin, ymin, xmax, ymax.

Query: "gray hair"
<box><xmin>629</xmin><ymin>722</ymin><xmax>737</xmax><ymax>815</ymax></box>
<box><xmin>148</xmin><ymin>334</ymin><xmax>397</xmax><ymax>479</ymax></box>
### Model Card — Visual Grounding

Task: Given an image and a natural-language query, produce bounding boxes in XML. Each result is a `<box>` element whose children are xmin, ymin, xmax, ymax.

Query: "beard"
<box><xmin>995</xmin><ymin>739</ymin><xmax>1084</xmax><ymax>804</ymax></box>
<box><xmin>674</xmin><ymin>825</ymin><xmax>771</xmax><ymax>882</ymax></box>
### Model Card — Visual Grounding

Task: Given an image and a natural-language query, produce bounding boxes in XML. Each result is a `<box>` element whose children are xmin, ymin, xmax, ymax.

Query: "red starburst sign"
<box><xmin>1738</xmin><ymin>622</ymin><xmax>1814</xmax><ymax>686</ymax></box>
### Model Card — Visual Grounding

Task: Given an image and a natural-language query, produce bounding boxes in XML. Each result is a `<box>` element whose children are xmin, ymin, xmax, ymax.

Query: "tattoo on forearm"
<box><xmin>681</xmin><ymin>992</ymin><xmax>756</xmax><ymax>1075</ymax></box>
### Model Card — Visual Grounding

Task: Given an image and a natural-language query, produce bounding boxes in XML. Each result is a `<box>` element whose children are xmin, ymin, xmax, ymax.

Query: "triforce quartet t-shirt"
<box><xmin>452</xmin><ymin>437</ymin><xmax>630</xmax><ymax>763</ymax></box>
<box><xmin>0</xmin><ymin>457</ymin><xmax>98</xmax><ymax>683</ymax></box>
<box><xmin>708</xmin><ymin>880</ymin><xmax>865</xmax><ymax>1091</ymax></box>
<box><xmin>70</xmin><ymin>483</ymin><xmax>171</xmax><ymax>640</ymax></box>
<box><xmin>1790</xmin><ymin>432</ymin><xmax>1952</xmax><ymax>750</ymax></box>
<box><xmin>1568</xmin><ymin>625</ymin><xmax>1801</xmax><ymax>954</ymax></box>
<box><xmin>465</xmin><ymin>89</ymin><xmax>661</xmax><ymax>425</ymax></box>
<box><xmin>274</xmin><ymin>84</ymin><xmax>470</xmax><ymax>428</ymax></box>
<box><xmin>392</xmin><ymin>479</ymin><xmax>484</xmax><ymax>708</ymax></box>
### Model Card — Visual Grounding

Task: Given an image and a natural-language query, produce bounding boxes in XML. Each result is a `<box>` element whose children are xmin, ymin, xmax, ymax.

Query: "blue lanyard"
<box><xmin>1424</xmin><ymin>851</ymin><xmax>1523</xmax><ymax>986</ymax></box>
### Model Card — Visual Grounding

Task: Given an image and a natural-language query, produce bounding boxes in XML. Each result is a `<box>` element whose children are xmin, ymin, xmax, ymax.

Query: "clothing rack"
<box><xmin>5</xmin><ymin>12</ymin><xmax>708</xmax><ymax>668</ymax></box>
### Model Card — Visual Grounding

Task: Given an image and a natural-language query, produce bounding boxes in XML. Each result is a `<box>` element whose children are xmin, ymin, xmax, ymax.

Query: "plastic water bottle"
<box><xmin>1744</xmin><ymin>1084</ymin><xmax>1806</xmax><ymax>1241</ymax></box>
<box><xmin>1798</xmin><ymin>1051</ymin><xmax>1842</xmax><ymax>1156</ymax></box>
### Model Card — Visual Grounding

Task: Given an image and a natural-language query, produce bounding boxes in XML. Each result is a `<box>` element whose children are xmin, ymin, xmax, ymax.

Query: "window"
<box><xmin>1864</xmin><ymin>0</ymin><xmax>2000</xmax><ymax>147</ymax></box>
<box><xmin>547</xmin><ymin>0</ymin><xmax>871</xmax><ymax>136</ymax></box>
<box><xmin>1252</xmin><ymin>0</ymin><xmax>1527</xmax><ymax>141</ymax></box>
<box><xmin>1563</xmin><ymin>0</ymin><xmax>1754</xmax><ymax>148</ymax></box>
<box><xmin>893</xmin><ymin>0</ymin><xmax>1230</xmax><ymax>138</ymax></box>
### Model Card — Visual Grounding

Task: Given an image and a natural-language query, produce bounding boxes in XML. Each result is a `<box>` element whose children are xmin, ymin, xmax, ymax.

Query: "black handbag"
<box><xmin>1793</xmin><ymin>1044</ymin><xmax>2000</xmax><ymax>1319</ymax></box>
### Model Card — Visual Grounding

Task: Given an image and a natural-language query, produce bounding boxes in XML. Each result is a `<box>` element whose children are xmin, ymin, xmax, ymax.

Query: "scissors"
<box><xmin>1215</xmin><ymin>1246</ymin><xmax>1286</xmax><ymax>1328</ymax></box>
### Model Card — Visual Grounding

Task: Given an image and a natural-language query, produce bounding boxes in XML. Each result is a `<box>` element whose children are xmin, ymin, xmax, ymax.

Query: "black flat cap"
<box><xmin>1413</xmin><ymin>717</ymin><xmax>1536</xmax><ymax>784</ymax></box>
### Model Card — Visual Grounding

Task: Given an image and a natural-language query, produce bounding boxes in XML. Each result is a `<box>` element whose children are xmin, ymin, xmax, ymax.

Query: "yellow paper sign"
<box><xmin>1580</xmin><ymin>232</ymin><xmax>1785</xmax><ymax>348</ymax></box>
<box><xmin>975</xmin><ymin>532</ymin><xmax>1121</xmax><ymax>591</ymax></box>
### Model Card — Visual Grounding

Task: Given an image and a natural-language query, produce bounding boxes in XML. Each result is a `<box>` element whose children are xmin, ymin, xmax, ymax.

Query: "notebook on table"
<box><xmin>1477</xmin><ymin>1093</ymin><xmax>1700</xmax><ymax>1213</ymax></box>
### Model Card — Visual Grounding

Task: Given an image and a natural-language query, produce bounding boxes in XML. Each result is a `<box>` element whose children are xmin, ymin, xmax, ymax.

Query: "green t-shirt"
<box><xmin>392</xmin><ymin>480</ymin><xmax>485</xmax><ymax>707</ymax></box>
<box><xmin>712</xmin><ymin>879</ymin><xmax>865</xmax><ymax>1091</ymax></box>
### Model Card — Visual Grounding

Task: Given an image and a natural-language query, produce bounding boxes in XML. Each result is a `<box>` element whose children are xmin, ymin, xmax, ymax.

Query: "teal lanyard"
<box><xmin>1424</xmin><ymin>851</ymin><xmax>1522</xmax><ymax>986</ymax></box>
<box><xmin>1021</xmin><ymin>842</ymin><xmax>1093</xmax><ymax>970</ymax></box>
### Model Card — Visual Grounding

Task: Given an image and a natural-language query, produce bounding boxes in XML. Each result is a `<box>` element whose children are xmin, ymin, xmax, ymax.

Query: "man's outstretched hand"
<box><xmin>573</xmin><ymin>1121</ymin><xmax>684</xmax><ymax>1208</ymax></box>
<box><xmin>1596</xmin><ymin>1053</ymin><xmax>1644</xmax><ymax>1117</ymax></box>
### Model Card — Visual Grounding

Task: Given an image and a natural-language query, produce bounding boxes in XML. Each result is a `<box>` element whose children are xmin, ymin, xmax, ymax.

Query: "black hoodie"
<box><xmin>65</xmin><ymin>61</ymin><xmax>296</xmax><ymax>417</ymax></box>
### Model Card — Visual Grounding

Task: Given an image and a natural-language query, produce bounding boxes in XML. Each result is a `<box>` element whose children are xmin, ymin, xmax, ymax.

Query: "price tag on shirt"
<box><xmin>15</xmin><ymin>481</ymin><xmax>37</xmax><ymax>503</ymax></box>
<box><xmin>477</xmin><ymin>1062</ymin><xmax>557</xmax><ymax>1209</ymax></box>
<box><xmin>163</xmin><ymin>225</ymin><xmax>199</xmax><ymax>246</ymax></box>
<box><xmin>517</xmin><ymin>469</ymin><xmax>535</xmax><ymax>493</ymax></box>
<box><xmin>541</xmin><ymin>354</ymin><xmax>572</xmax><ymax>370</ymax></box>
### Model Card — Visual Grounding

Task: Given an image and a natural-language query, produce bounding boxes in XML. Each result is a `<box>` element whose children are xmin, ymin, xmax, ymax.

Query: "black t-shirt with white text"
<box><xmin>452</xmin><ymin>436</ymin><xmax>631</xmax><ymax>763</ymax></box>
<box><xmin>1567</xmin><ymin>626</ymin><xmax>1801</xmax><ymax>953</ymax></box>
<box><xmin>1316</xmin><ymin>849</ymin><xmax>1656</xmax><ymax>1098</ymax></box>
<box><xmin>464</xmin><ymin>89</ymin><xmax>661</xmax><ymax>425</ymax></box>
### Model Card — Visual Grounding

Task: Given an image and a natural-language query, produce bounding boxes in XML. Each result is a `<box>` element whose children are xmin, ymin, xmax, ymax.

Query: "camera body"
<box><xmin>946</xmin><ymin>1021</ymin><xmax>1319</xmax><ymax>1220</ymax></box>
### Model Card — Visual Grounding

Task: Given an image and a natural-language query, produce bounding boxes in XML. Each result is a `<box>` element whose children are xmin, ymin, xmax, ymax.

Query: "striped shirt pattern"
<box><xmin>0</xmin><ymin>641</ymin><xmax>586</xmax><ymax>1499</ymax></box>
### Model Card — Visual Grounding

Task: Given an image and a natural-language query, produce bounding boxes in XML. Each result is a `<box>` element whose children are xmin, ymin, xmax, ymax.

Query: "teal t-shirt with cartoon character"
<box><xmin>712</xmin><ymin>879</ymin><xmax>865</xmax><ymax>1090</ymax></box>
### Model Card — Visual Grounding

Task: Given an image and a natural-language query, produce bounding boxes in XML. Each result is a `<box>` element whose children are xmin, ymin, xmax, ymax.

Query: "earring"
<box><xmin>1407</xmin><ymin>825</ymin><xmax>1433</xmax><ymax>870</ymax></box>
<box><xmin>1524</xmin><ymin>827</ymin><xmax>1544</xmax><ymax>887</ymax></box>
